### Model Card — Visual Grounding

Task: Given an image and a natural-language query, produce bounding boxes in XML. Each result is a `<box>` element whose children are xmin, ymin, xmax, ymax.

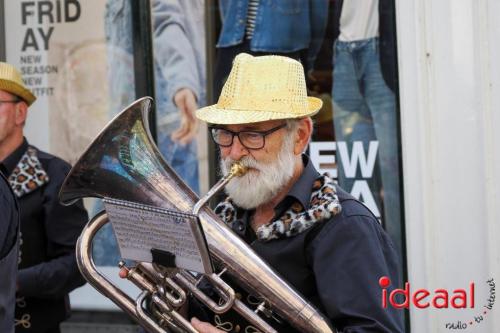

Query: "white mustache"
<box><xmin>222</xmin><ymin>155</ymin><xmax>262</xmax><ymax>174</ymax></box>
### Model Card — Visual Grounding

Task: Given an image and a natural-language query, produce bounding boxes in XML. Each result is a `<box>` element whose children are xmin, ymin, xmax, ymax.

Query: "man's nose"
<box><xmin>228</xmin><ymin>136</ymin><xmax>248</xmax><ymax>161</ymax></box>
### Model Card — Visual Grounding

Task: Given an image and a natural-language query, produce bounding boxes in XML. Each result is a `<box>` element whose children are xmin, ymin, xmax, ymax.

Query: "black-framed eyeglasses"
<box><xmin>209</xmin><ymin>123</ymin><xmax>287</xmax><ymax>150</ymax></box>
<box><xmin>0</xmin><ymin>99</ymin><xmax>20</xmax><ymax>106</ymax></box>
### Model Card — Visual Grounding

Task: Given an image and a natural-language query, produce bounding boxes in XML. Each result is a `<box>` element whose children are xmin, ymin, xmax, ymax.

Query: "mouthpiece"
<box><xmin>230</xmin><ymin>162</ymin><xmax>248</xmax><ymax>177</ymax></box>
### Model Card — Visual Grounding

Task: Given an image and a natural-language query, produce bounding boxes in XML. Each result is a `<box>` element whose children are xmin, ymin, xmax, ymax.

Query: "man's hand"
<box><xmin>191</xmin><ymin>317</ymin><xmax>225</xmax><ymax>333</ymax></box>
<box><xmin>171</xmin><ymin>88</ymin><xmax>199</xmax><ymax>145</ymax></box>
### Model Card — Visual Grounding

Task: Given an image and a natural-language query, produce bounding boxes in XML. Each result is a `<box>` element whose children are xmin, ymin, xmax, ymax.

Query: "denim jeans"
<box><xmin>332</xmin><ymin>37</ymin><xmax>402</xmax><ymax>253</ymax></box>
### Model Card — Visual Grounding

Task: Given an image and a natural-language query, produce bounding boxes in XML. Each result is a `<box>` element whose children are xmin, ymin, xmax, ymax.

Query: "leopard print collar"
<box><xmin>214</xmin><ymin>174</ymin><xmax>342</xmax><ymax>241</ymax></box>
<box><xmin>8</xmin><ymin>146</ymin><xmax>49</xmax><ymax>198</ymax></box>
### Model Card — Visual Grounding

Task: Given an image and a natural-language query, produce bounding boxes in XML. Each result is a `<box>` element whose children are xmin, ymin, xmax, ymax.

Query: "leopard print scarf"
<box><xmin>214</xmin><ymin>174</ymin><xmax>342</xmax><ymax>241</ymax></box>
<box><xmin>8</xmin><ymin>146</ymin><xmax>49</xmax><ymax>198</ymax></box>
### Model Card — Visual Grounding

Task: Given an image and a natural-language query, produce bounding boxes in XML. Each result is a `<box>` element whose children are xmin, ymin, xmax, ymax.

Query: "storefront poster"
<box><xmin>5</xmin><ymin>0</ymin><xmax>110</xmax><ymax>165</ymax></box>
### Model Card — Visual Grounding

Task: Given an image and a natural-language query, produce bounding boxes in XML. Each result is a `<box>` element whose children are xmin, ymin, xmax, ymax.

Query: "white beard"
<box><xmin>220</xmin><ymin>134</ymin><xmax>296</xmax><ymax>210</ymax></box>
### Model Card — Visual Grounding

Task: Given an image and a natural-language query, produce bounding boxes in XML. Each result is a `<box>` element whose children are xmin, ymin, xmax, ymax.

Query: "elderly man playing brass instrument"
<box><xmin>187</xmin><ymin>54</ymin><xmax>404</xmax><ymax>333</ymax></box>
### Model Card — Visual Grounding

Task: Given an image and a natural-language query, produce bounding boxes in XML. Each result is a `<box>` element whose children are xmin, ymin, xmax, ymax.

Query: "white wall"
<box><xmin>396</xmin><ymin>0</ymin><xmax>500</xmax><ymax>332</ymax></box>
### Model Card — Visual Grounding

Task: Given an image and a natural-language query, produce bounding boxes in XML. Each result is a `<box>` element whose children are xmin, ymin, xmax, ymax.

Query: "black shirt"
<box><xmin>224</xmin><ymin>156</ymin><xmax>404</xmax><ymax>332</ymax></box>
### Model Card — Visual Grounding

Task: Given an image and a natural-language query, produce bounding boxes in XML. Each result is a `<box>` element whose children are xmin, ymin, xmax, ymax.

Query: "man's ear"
<box><xmin>15</xmin><ymin>102</ymin><xmax>28</xmax><ymax>126</ymax></box>
<box><xmin>293</xmin><ymin>118</ymin><xmax>313</xmax><ymax>155</ymax></box>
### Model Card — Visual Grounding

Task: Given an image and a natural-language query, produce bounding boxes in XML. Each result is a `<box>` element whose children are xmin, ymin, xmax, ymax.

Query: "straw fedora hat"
<box><xmin>196</xmin><ymin>53</ymin><xmax>322</xmax><ymax>124</ymax></box>
<box><xmin>0</xmin><ymin>62</ymin><xmax>36</xmax><ymax>106</ymax></box>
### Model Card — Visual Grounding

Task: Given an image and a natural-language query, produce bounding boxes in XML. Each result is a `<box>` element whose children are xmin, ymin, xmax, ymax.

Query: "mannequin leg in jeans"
<box><xmin>361</xmin><ymin>38</ymin><xmax>402</xmax><ymax>253</ymax></box>
<box><xmin>332</xmin><ymin>40</ymin><xmax>382</xmax><ymax>217</ymax></box>
<box><xmin>332</xmin><ymin>38</ymin><xmax>401</xmax><ymax>253</ymax></box>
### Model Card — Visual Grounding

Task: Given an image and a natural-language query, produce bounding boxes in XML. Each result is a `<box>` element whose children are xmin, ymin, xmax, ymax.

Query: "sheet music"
<box><xmin>103</xmin><ymin>198</ymin><xmax>212</xmax><ymax>273</ymax></box>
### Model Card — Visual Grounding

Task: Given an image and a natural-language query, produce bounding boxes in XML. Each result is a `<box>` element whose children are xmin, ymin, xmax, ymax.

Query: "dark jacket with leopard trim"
<box><xmin>191</xmin><ymin>156</ymin><xmax>404</xmax><ymax>333</ymax></box>
<box><xmin>0</xmin><ymin>139</ymin><xmax>88</xmax><ymax>332</ymax></box>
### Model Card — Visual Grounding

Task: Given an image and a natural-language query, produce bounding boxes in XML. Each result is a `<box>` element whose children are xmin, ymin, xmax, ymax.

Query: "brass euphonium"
<box><xmin>59</xmin><ymin>97</ymin><xmax>335</xmax><ymax>333</ymax></box>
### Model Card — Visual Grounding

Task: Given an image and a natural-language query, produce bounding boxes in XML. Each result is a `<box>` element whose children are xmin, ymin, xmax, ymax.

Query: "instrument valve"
<box><xmin>217</xmin><ymin>267</ymin><xmax>228</xmax><ymax>277</ymax></box>
<box><xmin>255</xmin><ymin>301</ymin><xmax>273</xmax><ymax>319</ymax></box>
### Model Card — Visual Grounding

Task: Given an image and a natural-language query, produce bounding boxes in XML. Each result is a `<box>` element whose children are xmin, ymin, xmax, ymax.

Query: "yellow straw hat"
<box><xmin>0</xmin><ymin>62</ymin><xmax>36</xmax><ymax>106</ymax></box>
<box><xmin>196</xmin><ymin>53</ymin><xmax>322</xmax><ymax>124</ymax></box>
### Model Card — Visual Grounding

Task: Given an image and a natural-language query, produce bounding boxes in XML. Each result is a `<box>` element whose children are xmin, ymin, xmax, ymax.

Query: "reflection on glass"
<box><xmin>213</xmin><ymin>0</ymin><xmax>329</xmax><ymax>99</ymax></box>
<box><xmin>92</xmin><ymin>0</ymin><xmax>207</xmax><ymax>266</ymax></box>
<box><xmin>152</xmin><ymin>0</ymin><xmax>206</xmax><ymax>194</ymax></box>
<box><xmin>331</xmin><ymin>0</ymin><xmax>402</xmax><ymax>257</ymax></box>
<box><xmin>308</xmin><ymin>0</ymin><xmax>403</xmax><ymax>260</ymax></box>
<box><xmin>89</xmin><ymin>0</ymin><xmax>136</xmax><ymax>267</ymax></box>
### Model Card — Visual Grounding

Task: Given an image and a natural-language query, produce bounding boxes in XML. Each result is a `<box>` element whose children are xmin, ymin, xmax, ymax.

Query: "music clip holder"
<box><xmin>151</xmin><ymin>248</ymin><xmax>176</xmax><ymax>268</ymax></box>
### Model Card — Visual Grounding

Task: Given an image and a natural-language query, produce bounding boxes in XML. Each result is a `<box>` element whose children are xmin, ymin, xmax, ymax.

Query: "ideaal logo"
<box><xmin>379</xmin><ymin>277</ymin><xmax>496</xmax><ymax>330</ymax></box>
<box><xmin>379</xmin><ymin>277</ymin><xmax>475</xmax><ymax>309</ymax></box>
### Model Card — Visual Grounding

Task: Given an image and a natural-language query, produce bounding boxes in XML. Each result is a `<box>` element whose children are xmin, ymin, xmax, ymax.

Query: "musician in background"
<box><xmin>0</xmin><ymin>62</ymin><xmax>88</xmax><ymax>333</ymax></box>
<box><xmin>191</xmin><ymin>54</ymin><xmax>404</xmax><ymax>332</ymax></box>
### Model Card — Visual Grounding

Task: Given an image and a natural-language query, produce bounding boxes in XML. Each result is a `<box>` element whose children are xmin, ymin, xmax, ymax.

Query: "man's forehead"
<box><xmin>221</xmin><ymin>119</ymin><xmax>286</xmax><ymax>131</ymax></box>
<box><xmin>0</xmin><ymin>89</ymin><xmax>16</xmax><ymax>99</ymax></box>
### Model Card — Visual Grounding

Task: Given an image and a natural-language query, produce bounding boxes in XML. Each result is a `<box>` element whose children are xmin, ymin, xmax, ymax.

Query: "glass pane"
<box><xmin>205</xmin><ymin>0</ymin><xmax>405</xmax><ymax>330</ymax></box>
<box><xmin>91</xmin><ymin>0</ymin><xmax>139</xmax><ymax>267</ymax></box>
<box><xmin>208</xmin><ymin>0</ymin><xmax>406</xmax><ymax>318</ymax></box>
<box><xmin>151</xmin><ymin>0</ymin><xmax>207</xmax><ymax>195</ymax></box>
<box><xmin>3</xmin><ymin>0</ymin><xmax>135</xmax><ymax>267</ymax></box>
<box><xmin>208</xmin><ymin>1</ymin><xmax>404</xmax><ymax>266</ymax></box>
<box><xmin>2</xmin><ymin>0</ymin><xmax>142</xmax><ymax>314</ymax></box>
<box><xmin>309</xmin><ymin>0</ymin><xmax>404</xmax><ymax>262</ymax></box>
